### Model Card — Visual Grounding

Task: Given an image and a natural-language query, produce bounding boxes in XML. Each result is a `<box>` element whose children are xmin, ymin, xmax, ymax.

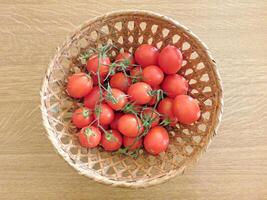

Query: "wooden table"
<box><xmin>0</xmin><ymin>1</ymin><xmax>266</xmax><ymax>199</ymax></box>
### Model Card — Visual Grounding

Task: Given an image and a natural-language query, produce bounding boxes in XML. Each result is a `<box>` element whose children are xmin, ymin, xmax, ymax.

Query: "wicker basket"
<box><xmin>40</xmin><ymin>10</ymin><xmax>223</xmax><ymax>188</ymax></box>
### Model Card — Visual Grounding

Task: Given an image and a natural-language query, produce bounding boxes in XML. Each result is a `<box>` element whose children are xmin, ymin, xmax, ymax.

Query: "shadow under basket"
<box><xmin>40</xmin><ymin>10</ymin><xmax>223</xmax><ymax>188</ymax></box>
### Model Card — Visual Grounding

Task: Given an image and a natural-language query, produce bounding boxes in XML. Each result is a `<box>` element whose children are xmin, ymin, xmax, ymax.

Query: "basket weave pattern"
<box><xmin>40</xmin><ymin>11</ymin><xmax>223</xmax><ymax>188</ymax></box>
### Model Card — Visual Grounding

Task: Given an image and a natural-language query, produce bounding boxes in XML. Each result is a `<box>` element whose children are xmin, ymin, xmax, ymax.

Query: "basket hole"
<box><xmin>172</xmin><ymin>34</ymin><xmax>181</xmax><ymax>43</ymax></box>
<box><xmin>182</xmin><ymin>60</ymin><xmax>187</xmax><ymax>67</ymax></box>
<box><xmin>138</xmin><ymin>36</ymin><xmax>144</xmax><ymax>44</ymax></box>
<box><xmin>55</xmin><ymin>123</ymin><xmax>64</xmax><ymax>132</ymax></box>
<box><xmin>175</xmin><ymin>155</ymin><xmax>184</xmax><ymax>163</ymax></box>
<box><xmin>182</xmin><ymin>42</ymin><xmax>191</xmax><ymax>50</ymax></box>
<box><xmin>90</xmin><ymin>31</ymin><xmax>98</xmax><ymax>41</ymax></box>
<box><xmin>204</xmin><ymin>99</ymin><xmax>212</xmax><ymax>106</ymax></box>
<box><xmin>189</xmin><ymin>79</ymin><xmax>197</xmax><ymax>85</ymax></box>
<box><xmin>80</xmin><ymin>147</ymin><xmax>88</xmax><ymax>154</ymax></box>
<box><xmin>101</xmin><ymin>25</ymin><xmax>109</xmax><ymax>34</ymax></box>
<box><xmin>111</xmin><ymin>50</ymin><xmax>116</xmax><ymax>57</ymax></box>
<box><xmin>202</xmin><ymin>112</ymin><xmax>210</xmax><ymax>120</ymax></box>
<box><xmin>147</xmin><ymin>37</ymin><xmax>153</xmax><ymax>45</ymax></box>
<box><xmin>106</xmin><ymin>167</ymin><xmax>116</xmax><ymax>175</ymax></box>
<box><xmin>69</xmin><ymin>47</ymin><xmax>79</xmax><ymax>57</ymax></box>
<box><xmin>127</xmin><ymin>21</ymin><xmax>134</xmax><ymax>30</ymax></box>
<box><xmin>200</xmin><ymin>74</ymin><xmax>209</xmax><ymax>82</ymax></box>
<box><xmin>118</xmin><ymin>36</ymin><xmax>123</xmax><ymax>44</ymax></box>
<box><xmin>156</xmin><ymin>41</ymin><xmax>163</xmax><ymax>49</ymax></box>
<box><xmin>107</xmin><ymin>38</ymin><xmax>113</xmax><ymax>45</ymax></box>
<box><xmin>80</xmin><ymin>156</ymin><xmax>88</xmax><ymax>163</ymax></box>
<box><xmin>197</xmin><ymin>62</ymin><xmax>205</xmax><ymax>70</ymax></box>
<box><xmin>128</xmin><ymin>35</ymin><xmax>133</xmax><ymax>43</ymax></box>
<box><xmin>185</xmin><ymin>68</ymin><xmax>193</xmax><ymax>75</ymax></box>
<box><xmin>122</xmin><ymin>170</ymin><xmax>131</xmax><ymax>177</ymax></box>
<box><xmin>176</xmin><ymin>137</ymin><xmax>183</xmax><ymax>144</ymax></box>
<box><xmin>78</xmin><ymin>38</ymin><xmax>88</xmax><ymax>48</ymax></box>
<box><xmin>203</xmin><ymin>86</ymin><xmax>211</xmax><ymax>93</ymax></box>
<box><xmin>128</xmin><ymin>47</ymin><xmax>133</xmax><ymax>53</ymax></box>
<box><xmin>198</xmin><ymin>124</ymin><xmax>207</xmax><ymax>132</ymax></box>
<box><xmin>115</xmin><ymin>22</ymin><xmax>122</xmax><ymax>31</ymax></box>
<box><xmin>151</xmin><ymin>24</ymin><xmax>158</xmax><ymax>34</ymax></box>
<box><xmin>61</xmin><ymin>135</ymin><xmax>70</xmax><ymax>144</ymax></box>
<box><xmin>136</xmin><ymin>169</ymin><xmax>146</xmax><ymax>177</ymax></box>
<box><xmin>191</xmin><ymin>89</ymin><xmax>199</xmax><ymax>94</ymax></box>
<box><xmin>119</xmin><ymin>47</ymin><xmax>124</xmax><ymax>53</ymax></box>
<box><xmin>182</xmin><ymin>129</ymin><xmax>190</xmax><ymax>135</ymax></box>
<box><xmin>162</xmin><ymin>28</ymin><xmax>170</xmax><ymax>37</ymax></box>
<box><xmin>70</xmin><ymin>146</ymin><xmax>78</xmax><ymax>155</ymax></box>
<box><xmin>97</xmin><ymin>43</ymin><xmax>103</xmax><ymax>49</ymax></box>
<box><xmin>190</xmin><ymin>51</ymin><xmax>199</xmax><ymax>59</ymax></box>
<box><xmin>139</xmin><ymin>22</ymin><xmax>147</xmax><ymax>31</ymax></box>
<box><xmin>92</xmin><ymin>162</ymin><xmax>101</xmax><ymax>170</ymax></box>
<box><xmin>193</xmin><ymin>135</ymin><xmax>202</xmax><ymax>144</ymax></box>
<box><xmin>185</xmin><ymin>145</ymin><xmax>193</xmax><ymax>155</ymax></box>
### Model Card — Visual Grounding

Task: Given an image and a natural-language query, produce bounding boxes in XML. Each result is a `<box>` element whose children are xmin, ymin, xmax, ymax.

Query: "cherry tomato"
<box><xmin>158</xmin><ymin>45</ymin><xmax>183</xmax><ymax>74</ymax></box>
<box><xmin>123</xmin><ymin>136</ymin><xmax>143</xmax><ymax>151</ymax></box>
<box><xmin>86</xmin><ymin>54</ymin><xmax>111</xmax><ymax>77</ymax></box>
<box><xmin>91</xmin><ymin>73</ymin><xmax>104</xmax><ymax>85</ymax></box>
<box><xmin>110</xmin><ymin>72</ymin><xmax>131</xmax><ymax>92</ymax></box>
<box><xmin>118</xmin><ymin>114</ymin><xmax>144</xmax><ymax>137</ymax></box>
<box><xmin>94</xmin><ymin>103</ymin><xmax>114</xmax><ymax>125</ymax></box>
<box><xmin>144</xmin><ymin>126</ymin><xmax>169</xmax><ymax>155</ymax></box>
<box><xmin>115</xmin><ymin>52</ymin><xmax>135</xmax><ymax>69</ymax></box>
<box><xmin>67</xmin><ymin>73</ymin><xmax>93</xmax><ymax>98</ymax></box>
<box><xmin>110</xmin><ymin>112</ymin><xmax>123</xmax><ymax>130</ymax></box>
<box><xmin>148</xmin><ymin>85</ymin><xmax>160</xmax><ymax>106</ymax></box>
<box><xmin>130</xmin><ymin>66</ymin><xmax>143</xmax><ymax>82</ymax></box>
<box><xmin>173</xmin><ymin>95</ymin><xmax>201</xmax><ymax>125</ymax></box>
<box><xmin>134</xmin><ymin>44</ymin><xmax>159</xmax><ymax>67</ymax></box>
<box><xmin>72</xmin><ymin>107</ymin><xmax>93</xmax><ymax>128</ymax></box>
<box><xmin>127</xmin><ymin>82</ymin><xmax>152</xmax><ymax>105</ymax></box>
<box><xmin>84</xmin><ymin>86</ymin><xmax>100</xmax><ymax>109</ymax></box>
<box><xmin>141</xmin><ymin>107</ymin><xmax>160</xmax><ymax>128</ymax></box>
<box><xmin>142</xmin><ymin>65</ymin><xmax>164</xmax><ymax>87</ymax></box>
<box><xmin>161</xmin><ymin>74</ymin><xmax>188</xmax><ymax>98</ymax></box>
<box><xmin>78</xmin><ymin>126</ymin><xmax>101</xmax><ymax>148</ymax></box>
<box><xmin>101</xmin><ymin>129</ymin><xmax>122</xmax><ymax>151</ymax></box>
<box><xmin>105</xmin><ymin>88</ymin><xmax>128</xmax><ymax>111</ymax></box>
<box><xmin>157</xmin><ymin>97</ymin><xmax>178</xmax><ymax>127</ymax></box>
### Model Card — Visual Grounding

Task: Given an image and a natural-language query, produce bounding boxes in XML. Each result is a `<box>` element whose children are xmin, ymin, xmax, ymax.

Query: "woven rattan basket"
<box><xmin>40</xmin><ymin>10</ymin><xmax>223</xmax><ymax>188</ymax></box>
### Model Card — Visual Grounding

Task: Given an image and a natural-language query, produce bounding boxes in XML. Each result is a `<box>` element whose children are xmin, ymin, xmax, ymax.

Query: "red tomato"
<box><xmin>157</xmin><ymin>97</ymin><xmax>178</xmax><ymax>127</ymax></box>
<box><xmin>142</xmin><ymin>65</ymin><xmax>164</xmax><ymax>87</ymax></box>
<box><xmin>134</xmin><ymin>44</ymin><xmax>159</xmax><ymax>67</ymax></box>
<box><xmin>72</xmin><ymin>107</ymin><xmax>93</xmax><ymax>128</ymax></box>
<box><xmin>148</xmin><ymin>85</ymin><xmax>160</xmax><ymax>106</ymax></box>
<box><xmin>110</xmin><ymin>72</ymin><xmax>131</xmax><ymax>92</ymax></box>
<box><xmin>110</xmin><ymin>112</ymin><xmax>123</xmax><ymax>130</ymax></box>
<box><xmin>105</xmin><ymin>88</ymin><xmax>128</xmax><ymax>111</ymax></box>
<box><xmin>91</xmin><ymin>73</ymin><xmax>104</xmax><ymax>85</ymax></box>
<box><xmin>67</xmin><ymin>73</ymin><xmax>93</xmax><ymax>98</ymax></box>
<box><xmin>94</xmin><ymin>103</ymin><xmax>114</xmax><ymax>125</ymax></box>
<box><xmin>173</xmin><ymin>95</ymin><xmax>201</xmax><ymax>125</ymax></box>
<box><xmin>130</xmin><ymin>66</ymin><xmax>143</xmax><ymax>82</ymax></box>
<box><xmin>84</xmin><ymin>86</ymin><xmax>100</xmax><ymax>109</ymax></box>
<box><xmin>158</xmin><ymin>45</ymin><xmax>183</xmax><ymax>74</ymax></box>
<box><xmin>101</xmin><ymin>129</ymin><xmax>122</xmax><ymax>151</ymax></box>
<box><xmin>86</xmin><ymin>54</ymin><xmax>111</xmax><ymax>77</ymax></box>
<box><xmin>115</xmin><ymin>52</ymin><xmax>135</xmax><ymax>69</ymax></box>
<box><xmin>123</xmin><ymin>136</ymin><xmax>143</xmax><ymax>151</ymax></box>
<box><xmin>141</xmin><ymin>107</ymin><xmax>160</xmax><ymax>128</ymax></box>
<box><xmin>78</xmin><ymin>126</ymin><xmax>101</xmax><ymax>148</ymax></box>
<box><xmin>161</xmin><ymin>74</ymin><xmax>188</xmax><ymax>98</ymax></box>
<box><xmin>144</xmin><ymin>126</ymin><xmax>169</xmax><ymax>155</ymax></box>
<box><xmin>127</xmin><ymin>82</ymin><xmax>152</xmax><ymax>105</ymax></box>
<box><xmin>118</xmin><ymin>114</ymin><xmax>144</xmax><ymax>137</ymax></box>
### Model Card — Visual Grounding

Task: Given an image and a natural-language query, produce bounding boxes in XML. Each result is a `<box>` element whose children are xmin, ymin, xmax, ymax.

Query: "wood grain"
<box><xmin>0</xmin><ymin>0</ymin><xmax>266</xmax><ymax>199</ymax></box>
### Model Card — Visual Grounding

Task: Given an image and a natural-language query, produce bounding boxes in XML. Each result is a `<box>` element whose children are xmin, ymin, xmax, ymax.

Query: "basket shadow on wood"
<box><xmin>40</xmin><ymin>11</ymin><xmax>223</xmax><ymax>188</ymax></box>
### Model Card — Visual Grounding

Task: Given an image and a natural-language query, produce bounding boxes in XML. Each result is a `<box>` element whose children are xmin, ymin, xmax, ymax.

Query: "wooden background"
<box><xmin>0</xmin><ymin>0</ymin><xmax>267</xmax><ymax>199</ymax></box>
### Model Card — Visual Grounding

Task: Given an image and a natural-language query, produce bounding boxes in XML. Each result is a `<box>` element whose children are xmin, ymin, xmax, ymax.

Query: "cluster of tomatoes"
<box><xmin>66</xmin><ymin>44</ymin><xmax>200</xmax><ymax>156</ymax></box>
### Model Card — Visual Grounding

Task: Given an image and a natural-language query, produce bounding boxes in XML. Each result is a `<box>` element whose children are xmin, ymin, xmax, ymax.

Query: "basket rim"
<box><xmin>40</xmin><ymin>10</ymin><xmax>223</xmax><ymax>188</ymax></box>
